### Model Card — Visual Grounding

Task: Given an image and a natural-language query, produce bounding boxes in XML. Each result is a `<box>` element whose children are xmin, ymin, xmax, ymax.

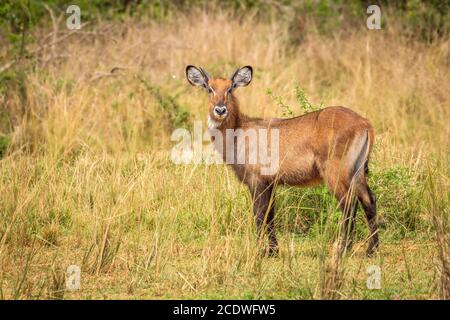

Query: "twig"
<box><xmin>42</xmin><ymin>3</ymin><xmax>61</xmax><ymax>56</ymax></box>
<box><xmin>39</xmin><ymin>54</ymin><xmax>72</xmax><ymax>67</ymax></box>
<box><xmin>177</xmin><ymin>272</ymin><xmax>197</xmax><ymax>293</ymax></box>
<box><xmin>0</xmin><ymin>22</ymin><xmax>91</xmax><ymax>74</ymax></box>
<box><xmin>0</xmin><ymin>60</ymin><xmax>16</xmax><ymax>74</ymax></box>
<box><xmin>89</xmin><ymin>67</ymin><xmax>129</xmax><ymax>82</ymax></box>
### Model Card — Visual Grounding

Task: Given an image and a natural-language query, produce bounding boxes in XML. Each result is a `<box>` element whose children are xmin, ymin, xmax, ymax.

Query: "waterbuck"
<box><xmin>186</xmin><ymin>65</ymin><xmax>379</xmax><ymax>257</ymax></box>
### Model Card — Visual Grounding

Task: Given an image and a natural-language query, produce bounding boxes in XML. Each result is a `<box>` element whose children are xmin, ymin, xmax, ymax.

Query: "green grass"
<box><xmin>0</xmin><ymin>6</ymin><xmax>448</xmax><ymax>299</ymax></box>
<box><xmin>0</xmin><ymin>152</ymin><xmax>444</xmax><ymax>299</ymax></box>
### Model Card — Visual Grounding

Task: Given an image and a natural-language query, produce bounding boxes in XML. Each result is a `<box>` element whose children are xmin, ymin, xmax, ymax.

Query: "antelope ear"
<box><xmin>186</xmin><ymin>65</ymin><xmax>210</xmax><ymax>89</ymax></box>
<box><xmin>230</xmin><ymin>66</ymin><xmax>252</xmax><ymax>89</ymax></box>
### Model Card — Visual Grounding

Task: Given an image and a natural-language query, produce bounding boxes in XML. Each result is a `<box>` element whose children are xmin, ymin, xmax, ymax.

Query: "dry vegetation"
<box><xmin>0</xmin><ymin>8</ymin><xmax>449</xmax><ymax>299</ymax></box>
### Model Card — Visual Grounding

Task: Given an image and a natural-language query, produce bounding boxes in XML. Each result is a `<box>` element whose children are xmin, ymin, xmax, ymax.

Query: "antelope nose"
<box><xmin>214</xmin><ymin>106</ymin><xmax>227</xmax><ymax>116</ymax></box>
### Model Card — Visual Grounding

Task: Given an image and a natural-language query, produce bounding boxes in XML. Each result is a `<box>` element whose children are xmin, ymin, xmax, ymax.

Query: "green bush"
<box><xmin>369</xmin><ymin>165</ymin><xmax>426</xmax><ymax>239</ymax></box>
<box><xmin>0</xmin><ymin>135</ymin><xmax>10</xmax><ymax>158</ymax></box>
<box><xmin>274</xmin><ymin>164</ymin><xmax>426</xmax><ymax>243</ymax></box>
<box><xmin>267</xmin><ymin>84</ymin><xmax>323</xmax><ymax>118</ymax></box>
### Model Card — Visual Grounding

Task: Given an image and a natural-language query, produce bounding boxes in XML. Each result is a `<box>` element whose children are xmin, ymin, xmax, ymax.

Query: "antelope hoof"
<box><xmin>261</xmin><ymin>246</ymin><xmax>279</xmax><ymax>258</ymax></box>
<box><xmin>366</xmin><ymin>243</ymin><xmax>379</xmax><ymax>257</ymax></box>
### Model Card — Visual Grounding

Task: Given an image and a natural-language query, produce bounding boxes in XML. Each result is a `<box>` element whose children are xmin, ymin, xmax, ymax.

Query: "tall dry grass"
<box><xmin>0</xmin><ymin>9</ymin><xmax>449</xmax><ymax>299</ymax></box>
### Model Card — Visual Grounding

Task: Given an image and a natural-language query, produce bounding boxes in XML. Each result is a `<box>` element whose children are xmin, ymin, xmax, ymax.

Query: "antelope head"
<box><xmin>186</xmin><ymin>65</ymin><xmax>252</xmax><ymax>129</ymax></box>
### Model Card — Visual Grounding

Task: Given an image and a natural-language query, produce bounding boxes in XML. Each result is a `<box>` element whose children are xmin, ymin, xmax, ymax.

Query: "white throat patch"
<box><xmin>207</xmin><ymin>116</ymin><xmax>221</xmax><ymax>130</ymax></box>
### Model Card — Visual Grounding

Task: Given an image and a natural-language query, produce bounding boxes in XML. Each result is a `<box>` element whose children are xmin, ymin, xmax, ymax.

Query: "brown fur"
<box><xmin>193</xmin><ymin>73</ymin><xmax>379</xmax><ymax>257</ymax></box>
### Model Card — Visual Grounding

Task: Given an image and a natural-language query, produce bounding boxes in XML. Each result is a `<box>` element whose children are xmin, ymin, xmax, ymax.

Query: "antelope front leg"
<box><xmin>251</xmin><ymin>183</ymin><xmax>278</xmax><ymax>257</ymax></box>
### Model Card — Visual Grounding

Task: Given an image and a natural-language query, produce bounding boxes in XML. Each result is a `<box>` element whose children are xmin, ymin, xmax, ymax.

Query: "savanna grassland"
<box><xmin>0</xmin><ymin>1</ymin><xmax>449</xmax><ymax>299</ymax></box>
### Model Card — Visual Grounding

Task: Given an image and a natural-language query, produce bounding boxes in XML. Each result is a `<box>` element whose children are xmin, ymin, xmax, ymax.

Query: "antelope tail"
<box><xmin>347</xmin><ymin>130</ymin><xmax>370</xmax><ymax>181</ymax></box>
